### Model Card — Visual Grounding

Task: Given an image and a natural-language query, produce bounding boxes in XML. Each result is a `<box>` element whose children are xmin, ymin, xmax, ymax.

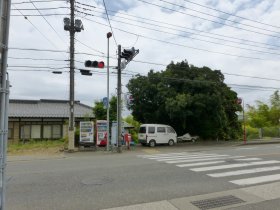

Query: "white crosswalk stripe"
<box><xmin>190</xmin><ymin>160</ymin><xmax>280</xmax><ymax>172</ymax></box>
<box><xmin>208</xmin><ymin>166</ymin><xmax>280</xmax><ymax>177</ymax></box>
<box><xmin>166</xmin><ymin>156</ymin><xmax>244</xmax><ymax>164</ymax></box>
<box><xmin>230</xmin><ymin>174</ymin><xmax>280</xmax><ymax>186</ymax></box>
<box><xmin>157</xmin><ymin>155</ymin><xmax>232</xmax><ymax>162</ymax></box>
<box><xmin>177</xmin><ymin>161</ymin><xmax>225</xmax><ymax>167</ymax></box>
<box><xmin>139</xmin><ymin>152</ymin><xmax>280</xmax><ymax>186</ymax></box>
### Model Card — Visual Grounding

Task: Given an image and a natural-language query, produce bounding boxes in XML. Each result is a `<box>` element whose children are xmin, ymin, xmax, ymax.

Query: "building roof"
<box><xmin>9</xmin><ymin>99</ymin><xmax>94</xmax><ymax>118</ymax></box>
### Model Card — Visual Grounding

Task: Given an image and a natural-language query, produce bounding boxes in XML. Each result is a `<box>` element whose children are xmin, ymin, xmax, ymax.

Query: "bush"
<box><xmin>246</xmin><ymin>126</ymin><xmax>259</xmax><ymax>140</ymax></box>
<box><xmin>262</xmin><ymin>127</ymin><xmax>279</xmax><ymax>138</ymax></box>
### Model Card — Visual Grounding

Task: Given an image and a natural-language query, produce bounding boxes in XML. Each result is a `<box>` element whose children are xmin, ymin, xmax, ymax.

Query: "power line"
<box><xmin>12</xmin><ymin>5</ymin><xmax>62</xmax><ymax>50</ymax></box>
<box><xmin>157</xmin><ymin>0</ymin><xmax>280</xmax><ymax>34</ymax></box>
<box><xmin>76</xmin><ymin>2</ymin><xmax>280</xmax><ymax>49</ymax></box>
<box><xmin>123</xmin><ymin>69</ymin><xmax>280</xmax><ymax>91</ymax></box>
<box><xmin>102</xmin><ymin>0</ymin><xmax>118</xmax><ymax>46</ymax></box>
<box><xmin>12</xmin><ymin>0</ymin><xmax>66</xmax><ymax>4</ymax></box>
<box><xmin>29</xmin><ymin>0</ymin><xmax>68</xmax><ymax>45</ymax></box>
<box><xmin>81</xmin><ymin>17</ymin><xmax>272</xmax><ymax>61</ymax></box>
<box><xmin>136</xmin><ymin>0</ymin><xmax>280</xmax><ymax>39</ymax></box>
<box><xmin>9</xmin><ymin>47</ymin><xmax>279</xmax><ymax>80</ymax></box>
<box><xmin>74</xmin><ymin>38</ymin><xmax>105</xmax><ymax>54</ymax></box>
<box><xmin>11</xmin><ymin>6</ymin><xmax>68</xmax><ymax>10</ymax></box>
<box><xmin>91</xmin><ymin>9</ymin><xmax>279</xmax><ymax>52</ymax></box>
<box><xmin>11</xmin><ymin>13</ymin><xmax>68</xmax><ymax>16</ymax></box>
<box><xmin>8</xmin><ymin>65</ymin><xmax>68</xmax><ymax>69</ymax></box>
<box><xmin>76</xmin><ymin>10</ymin><xmax>280</xmax><ymax>57</ymax></box>
<box><xmin>8</xmin><ymin>56</ymin><xmax>68</xmax><ymax>62</ymax></box>
<box><xmin>182</xmin><ymin>0</ymin><xmax>280</xmax><ymax>29</ymax></box>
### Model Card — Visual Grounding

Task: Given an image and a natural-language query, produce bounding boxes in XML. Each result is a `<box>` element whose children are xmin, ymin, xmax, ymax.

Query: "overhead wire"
<box><xmin>102</xmin><ymin>0</ymin><xmax>118</xmax><ymax>46</ymax></box>
<box><xmin>12</xmin><ymin>5</ymin><xmax>62</xmax><ymax>51</ymax></box>
<box><xmin>75</xmin><ymin>10</ymin><xmax>280</xmax><ymax>56</ymax></box>
<box><xmin>156</xmin><ymin>0</ymin><xmax>280</xmax><ymax>34</ymax></box>
<box><xmin>136</xmin><ymin>0</ymin><xmax>280</xmax><ymax>39</ymax></box>
<box><xmin>182</xmin><ymin>0</ymin><xmax>280</xmax><ymax>29</ymax></box>
<box><xmin>75</xmin><ymin>2</ymin><xmax>280</xmax><ymax>49</ymax></box>
<box><xmin>80</xmin><ymin>17</ymin><xmax>271</xmax><ymax>61</ymax></box>
<box><xmin>28</xmin><ymin>1</ymin><xmax>68</xmax><ymax>46</ymax></box>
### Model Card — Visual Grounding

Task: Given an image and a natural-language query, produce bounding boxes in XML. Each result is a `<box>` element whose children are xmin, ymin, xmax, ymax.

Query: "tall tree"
<box><xmin>127</xmin><ymin>60</ymin><xmax>242</xmax><ymax>139</ymax></box>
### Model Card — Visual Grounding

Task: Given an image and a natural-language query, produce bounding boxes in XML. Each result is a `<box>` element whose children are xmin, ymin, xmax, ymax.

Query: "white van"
<box><xmin>138</xmin><ymin>124</ymin><xmax>177</xmax><ymax>147</ymax></box>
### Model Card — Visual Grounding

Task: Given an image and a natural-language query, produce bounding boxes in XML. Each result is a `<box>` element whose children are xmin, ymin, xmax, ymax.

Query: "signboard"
<box><xmin>79</xmin><ymin>121</ymin><xmax>94</xmax><ymax>143</ymax></box>
<box><xmin>103</xmin><ymin>97</ymin><xmax>108</xmax><ymax>108</ymax></box>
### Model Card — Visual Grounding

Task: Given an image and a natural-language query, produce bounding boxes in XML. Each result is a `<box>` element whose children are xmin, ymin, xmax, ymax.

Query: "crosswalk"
<box><xmin>138</xmin><ymin>152</ymin><xmax>280</xmax><ymax>186</ymax></box>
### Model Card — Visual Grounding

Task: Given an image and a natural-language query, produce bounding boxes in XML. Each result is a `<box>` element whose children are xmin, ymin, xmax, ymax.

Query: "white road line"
<box><xmin>177</xmin><ymin>161</ymin><xmax>225</xmax><ymax>167</ymax></box>
<box><xmin>230</xmin><ymin>174</ymin><xmax>280</xmax><ymax>186</ymax></box>
<box><xmin>190</xmin><ymin>160</ymin><xmax>280</xmax><ymax>172</ymax></box>
<box><xmin>235</xmin><ymin>158</ymin><xmax>262</xmax><ymax>161</ymax></box>
<box><xmin>147</xmin><ymin>153</ymin><xmax>213</xmax><ymax>160</ymax></box>
<box><xmin>166</xmin><ymin>156</ymin><xmax>244</xmax><ymax>164</ymax></box>
<box><xmin>238</xmin><ymin>147</ymin><xmax>256</xmax><ymax>150</ymax></box>
<box><xmin>140</xmin><ymin>152</ymin><xmax>202</xmax><ymax>158</ymax></box>
<box><xmin>208</xmin><ymin>166</ymin><xmax>280</xmax><ymax>177</ymax></box>
<box><xmin>156</xmin><ymin>154</ymin><xmax>229</xmax><ymax>161</ymax></box>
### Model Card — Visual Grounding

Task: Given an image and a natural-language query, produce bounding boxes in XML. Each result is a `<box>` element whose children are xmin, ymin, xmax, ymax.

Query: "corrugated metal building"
<box><xmin>8</xmin><ymin>99</ymin><xmax>94</xmax><ymax>141</ymax></box>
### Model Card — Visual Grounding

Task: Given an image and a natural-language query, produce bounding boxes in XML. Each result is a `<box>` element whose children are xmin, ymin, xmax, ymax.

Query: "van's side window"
<box><xmin>139</xmin><ymin>127</ymin><xmax>146</xmax><ymax>133</ymax></box>
<box><xmin>157</xmin><ymin>127</ymin><xmax>166</xmax><ymax>133</ymax></box>
<box><xmin>148</xmin><ymin>127</ymin><xmax>155</xmax><ymax>134</ymax></box>
<box><xmin>167</xmin><ymin>127</ymin><xmax>175</xmax><ymax>133</ymax></box>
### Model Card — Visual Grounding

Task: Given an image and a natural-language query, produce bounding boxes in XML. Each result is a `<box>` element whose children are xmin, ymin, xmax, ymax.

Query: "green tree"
<box><xmin>246</xmin><ymin>91</ymin><xmax>280</xmax><ymax>127</ymax></box>
<box><xmin>93</xmin><ymin>96</ymin><xmax>117</xmax><ymax>122</ymax></box>
<box><xmin>127</xmin><ymin>60</ymin><xmax>242</xmax><ymax>139</ymax></box>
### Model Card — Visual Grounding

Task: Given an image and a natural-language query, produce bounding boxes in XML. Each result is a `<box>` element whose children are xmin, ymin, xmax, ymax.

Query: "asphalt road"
<box><xmin>6</xmin><ymin>142</ymin><xmax>280</xmax><ymax>210</ymax></box>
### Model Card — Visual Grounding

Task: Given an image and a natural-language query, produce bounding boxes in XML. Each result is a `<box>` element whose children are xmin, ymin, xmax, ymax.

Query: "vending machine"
<box><xmin>96</xmin><ymin>120</ymin><xmax>107</xmax><ymax>146</ymax></box>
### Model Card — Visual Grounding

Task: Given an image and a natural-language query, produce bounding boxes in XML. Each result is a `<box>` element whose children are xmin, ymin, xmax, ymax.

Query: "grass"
<box><xmin>8</xmin><ymin>139</ymin><xmax>65</xmax><ymax>155</ymax></box>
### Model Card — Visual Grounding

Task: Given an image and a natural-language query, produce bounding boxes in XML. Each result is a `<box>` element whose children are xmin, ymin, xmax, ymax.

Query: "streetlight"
<box><xmin>106</xmin><ymin>32</ymin><xmax>112</xmax><ymax>151</ymax></box>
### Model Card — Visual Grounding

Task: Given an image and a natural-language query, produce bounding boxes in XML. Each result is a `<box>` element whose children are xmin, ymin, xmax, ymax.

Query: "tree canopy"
<box><xmin>247</xmin><ymin>90</ymin><xmax>280</xmax><ymax>128</ymax></box>
<box><xmin>93</xmin><ymin>95</ymin><xmax>117</xmax><ymax>122</ymax></box>
<box><xmin>127</xmin><ymin>60</ymin><xmax>242</xmax><ymax>139</ymax></box>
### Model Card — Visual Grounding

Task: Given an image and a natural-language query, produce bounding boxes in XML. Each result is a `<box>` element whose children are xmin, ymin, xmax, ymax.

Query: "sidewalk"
<box><xmin>102</xmin><ymin>181</ymin><xmax>280</xmax><ymax>210</ymax></box>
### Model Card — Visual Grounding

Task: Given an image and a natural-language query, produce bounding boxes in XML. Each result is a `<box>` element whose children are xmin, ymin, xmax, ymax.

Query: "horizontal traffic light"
<box><xmin>84</xmin><ymin>60</ymin><xmax>105</xmax><ymax>68</ymax></box>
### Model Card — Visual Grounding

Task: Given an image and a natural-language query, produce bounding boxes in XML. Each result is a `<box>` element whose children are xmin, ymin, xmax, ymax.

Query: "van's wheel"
<box><xmin>168</xmin><ymin>139</ymin><xmax>175</xmax><ymax>146</ymax></box>
<box><xmin>149</xmin><ymin>140</ymin><xmax>156</xmax><ymax>147</ymax></box>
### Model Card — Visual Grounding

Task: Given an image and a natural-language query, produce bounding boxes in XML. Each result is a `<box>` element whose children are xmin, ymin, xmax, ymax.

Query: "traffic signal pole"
<box><xmin>117</xmin><ymin>45</ymin><xmax>122</xmax><ymax>153</ymax></box>
<box><xmin>0</xmin><ymin>1</ymin><xmax>11</xmax><ymax>209</ymax></box>
<box><xmin>68</xmin><ymin>0</ymin><xmax>75</xmax><ymax>151</ymax></box>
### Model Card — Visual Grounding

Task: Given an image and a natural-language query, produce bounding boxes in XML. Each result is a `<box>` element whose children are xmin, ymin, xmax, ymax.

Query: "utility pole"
<box><xmin>117</xmin><ymin>45</ymin><xmax>122</xmax><ymax>153</ymax></box>
<box><xmin>68</xmin><ymin>0</ymin><xmax>76</xmax><ymax>151</ymax></box>
<box><xmin>0</xmin><ymin>0</ymin><xmax>11</xmax><ymax>209</ymax></box>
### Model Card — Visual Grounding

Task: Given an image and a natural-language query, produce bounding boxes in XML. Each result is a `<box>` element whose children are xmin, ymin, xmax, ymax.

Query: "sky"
<box><xmin>7</xmin><ymin>0</ymin><xmax>280</xmax><ymax>111</ymax></box>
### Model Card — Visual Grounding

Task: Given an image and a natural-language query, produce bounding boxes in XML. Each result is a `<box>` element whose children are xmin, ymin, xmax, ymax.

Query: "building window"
<box><xmin>21</xmin><ymin>125</ymin><xmax>31</xmax><ymax>139</ymax></box>
<box><xmin>43</xmin><ymin>125</ymin><xmax>62</xmax><ymax>139</ymax></box>
<box><xmin>8</xmin><ymin>128</ymin><xmax>13</xmax><ymax>139</ymax></box>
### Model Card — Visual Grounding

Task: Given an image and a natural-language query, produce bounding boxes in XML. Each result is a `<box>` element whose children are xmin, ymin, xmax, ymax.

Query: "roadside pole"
<box><xmin>106</xmin><ymin>32</ymin><xmax>112</xmax><ymax>151</ymax></box>
<box><xmin>243</xmin><ymin>99</ymin><xmax>246</xmax><ymax>144</ymax></box>
<box><xmin>117</xmin><ymin>45</ymin><xmax>122</xmax><ymax>153</ymax></box>
<box><xmin>0</xmin><ymin>0</ymin><xmax>12</xmax><ymax>209</ymax></box>
<box><xmin>68</xmin><ymin>0</ymin><xmax>75</xmax><ymax>151</ymax></box>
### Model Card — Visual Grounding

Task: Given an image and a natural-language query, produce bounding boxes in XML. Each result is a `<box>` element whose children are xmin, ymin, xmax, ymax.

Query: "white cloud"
<box><xmin>7</xmin><ymin>0</ymin><xmax>280</xmax><ymax>110</ymax></box>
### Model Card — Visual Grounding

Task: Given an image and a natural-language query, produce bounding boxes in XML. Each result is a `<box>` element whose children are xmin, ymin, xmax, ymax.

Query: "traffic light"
<box><xmin>84</xmin><ymin>60</ymin><xmax>105</xmax><ymax>68</ymax></box>
<box><xmin>80</xmin><ymin>69</ymin><xmax>92</xmax><ymax>76</ymax></box>
<box><xmin>120</xmin><ymin>47</ymin><xmax>139</xmax><ymax>62</ymax></box>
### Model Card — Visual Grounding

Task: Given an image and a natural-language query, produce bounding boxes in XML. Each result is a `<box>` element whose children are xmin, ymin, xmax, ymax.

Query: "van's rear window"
<box><xmin>139</xmin><ymin>127</ymin><xmax>146</xmax><ymax>133</ymax></box>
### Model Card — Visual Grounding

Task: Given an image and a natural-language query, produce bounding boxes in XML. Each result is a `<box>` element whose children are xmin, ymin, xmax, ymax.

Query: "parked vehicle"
<box><xmin>138</xmin><ymin>124</ymin><xmax>177</xmax><ymax>147</ymax></box>
<box><xmin>177</xmin><ymin>133</ymin><xmax>199</xmax><ymax>142</ymax></box>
